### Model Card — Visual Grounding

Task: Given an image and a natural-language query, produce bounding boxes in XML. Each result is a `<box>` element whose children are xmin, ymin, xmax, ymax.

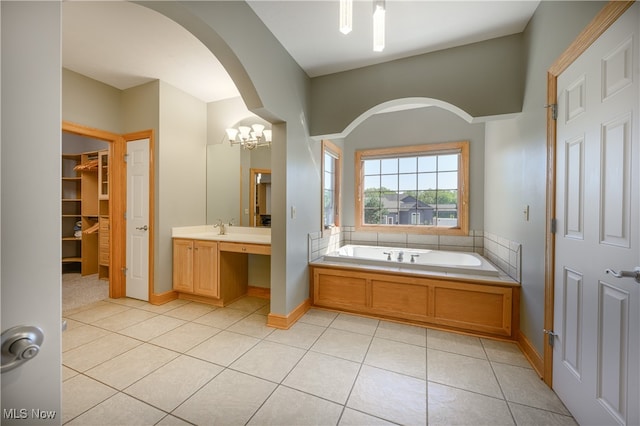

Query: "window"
<box><xmin>322</xmin><ymin>140</ymin><xmax>342</xmax><ymax>231</ymax></box>
<box><xmin>355</xmin><ymin>141</ymin><xmax>469</xmax><ymax>235</ymax></box>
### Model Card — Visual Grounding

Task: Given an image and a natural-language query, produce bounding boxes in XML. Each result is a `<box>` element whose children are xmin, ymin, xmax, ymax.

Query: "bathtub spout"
<box><xmin>397</xmin><ymin>251</ymin><xmax>404</xmax><ymax>262</ymax></box>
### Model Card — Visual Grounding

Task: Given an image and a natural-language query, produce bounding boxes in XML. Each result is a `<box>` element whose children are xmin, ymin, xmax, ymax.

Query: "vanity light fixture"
<box><xmin>339</xmin><ymin>0</ymin><xmax>353</xmax><ymax>34</ymax></box>
<box><xmin>373</xmin><ymin>0</ymin><xmax>386</xmax><ymax>52</ymax></box>
<box><xmin>225</xmin><ymin>124</ymin><xmax>272</xmax><ymax>150</ymax></box>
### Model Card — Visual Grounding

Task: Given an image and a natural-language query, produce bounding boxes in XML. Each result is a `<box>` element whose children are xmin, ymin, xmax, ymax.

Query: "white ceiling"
<box><xmin>62</xmin><ymin>0</ymin><xmax>540</xmax><ymax>104</ymax></box>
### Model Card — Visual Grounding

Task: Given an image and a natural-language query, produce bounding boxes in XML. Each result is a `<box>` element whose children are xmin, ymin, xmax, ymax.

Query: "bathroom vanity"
<box><xmin>171</xmin><ymin>226</ymin><xmax>270</xmax><ymax>306</ymax></box>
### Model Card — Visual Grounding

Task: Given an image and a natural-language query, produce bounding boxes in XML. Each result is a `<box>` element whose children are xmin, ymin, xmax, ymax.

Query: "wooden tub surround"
<box><xmin>310</xmin><ymin>262</ymin><xmax>520</xmax><ymax>339</ymax></box>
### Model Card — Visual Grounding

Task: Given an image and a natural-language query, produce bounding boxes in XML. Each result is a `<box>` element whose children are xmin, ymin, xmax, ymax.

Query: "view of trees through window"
<box><xmin>362</xmin><ymin>152</ymin><xmax>460</xmax><ymax>227</ymax></box>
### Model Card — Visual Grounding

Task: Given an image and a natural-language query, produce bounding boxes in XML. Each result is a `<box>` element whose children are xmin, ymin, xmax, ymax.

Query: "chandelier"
<box><xmin>225</xmin><ymin>124</ymin><xmax>272</xmax><ymax>150</ymax></box>
<box><xmin>372</xmin><ymin>0</ymin><xmax>386</xmax><ymax>52</ymax></box>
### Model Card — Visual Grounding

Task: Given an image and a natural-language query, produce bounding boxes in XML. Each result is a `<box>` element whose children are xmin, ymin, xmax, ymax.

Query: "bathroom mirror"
<box><xmin>206</xmin><ymin>141</ymin><xmax>271</xmax><ymax>226</ymax></box>
<box><xmin>206</xmin><ymin>112</ymin><xmax>271</xmax><ymax>226</ymax></box>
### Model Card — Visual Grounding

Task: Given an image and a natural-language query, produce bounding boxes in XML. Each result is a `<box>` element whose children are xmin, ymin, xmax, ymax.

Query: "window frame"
<box><xmin>354</xmin><ymin>140</ymin><xmax>469</xmax><ymax>235</ymax></box>
<box><xmin>321</xmin><ymin>139</ymin><xmax>342</xmax><ymax>234</ymax></box>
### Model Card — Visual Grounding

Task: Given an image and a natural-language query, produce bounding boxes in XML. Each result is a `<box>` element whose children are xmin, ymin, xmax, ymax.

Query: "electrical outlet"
<box><xmin>291</xmin><ymin>206</ymin><xmax>296</xmax><ymax>219</ymax></box>
<box><xmin>523</xmin><ymin>205</ymin><xmax>530</xmax><ymax>221</ymax></box>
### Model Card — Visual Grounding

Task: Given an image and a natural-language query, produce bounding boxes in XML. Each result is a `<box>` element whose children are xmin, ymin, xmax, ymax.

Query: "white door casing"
<box><xmin>554</xmin><ymin>4</ymin><xmax>639</xmax><ymax>425</ymax></box>
<box><xmin>126</xmin><ymin>138</ymin><xmax>150</xmax><ymax>301</ymax></box>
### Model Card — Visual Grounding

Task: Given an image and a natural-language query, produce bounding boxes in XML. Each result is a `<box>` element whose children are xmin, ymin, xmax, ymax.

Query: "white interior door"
<box><xmin>554</xmin><ymin>4</ymin><xmax>639</xmax><ymax>425</ymax></box>
<box><xmin>126</xmin><ymin>138</ymin><xmax>150</xmax><ymax>301</ymax></box>
<box><xmin>1</xmin><ymin>2</ymin><xmax>62</xmax><ymax>422</ymax></box>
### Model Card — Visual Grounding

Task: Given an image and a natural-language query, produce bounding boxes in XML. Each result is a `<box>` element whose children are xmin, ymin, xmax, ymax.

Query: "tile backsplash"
<box><xmin>308</xmin><ymin>227</ymin><xmax>521</xmax><ymax>282</ymax></box>
<box><xmin>483</xmin><ymin>231</ymin><xmax>521</xmax><ymax>282</ymax></box>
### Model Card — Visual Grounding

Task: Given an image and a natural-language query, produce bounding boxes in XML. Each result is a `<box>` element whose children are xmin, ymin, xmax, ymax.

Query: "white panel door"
<box><xmin>126</xmin><ymin>138</ymin><xmax>150</xmax><ymax>301</ymax></box>
<box><xmin>554</xmin><ymin>4</ymin><xmax>639</xmax><ymax>425</ymax></box>
<box><xmin>1</xmin><ymin>3</ymin><xmax>62</xmax><ymax>422</ymax></box>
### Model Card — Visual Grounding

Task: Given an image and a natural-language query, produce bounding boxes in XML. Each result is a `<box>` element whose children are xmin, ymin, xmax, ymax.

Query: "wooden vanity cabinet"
<box><xmin>172</xmin><ymin>237</ymin><xmax>271</xmax><ymax>306</ymax></box>
<box><xmin>193</xmin><ymin>240</ymin><xmax>219</xmax><ymax>298</ymax></box>
<box><xmin>172</xmin><ymin>239</ymin><xmax>219</xmax><ymax>298</ymax></box>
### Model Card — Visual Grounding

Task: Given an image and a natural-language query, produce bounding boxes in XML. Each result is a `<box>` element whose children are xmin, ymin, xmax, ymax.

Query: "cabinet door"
<box><xmin>173</xmin><ymin>239</ymin><xmax>194</xmax><ymax>293</ymax></box>
<box><xmin>194</xmin><ymin>240</ymin><xmax>219</xmax><ymax>298</ymax></box>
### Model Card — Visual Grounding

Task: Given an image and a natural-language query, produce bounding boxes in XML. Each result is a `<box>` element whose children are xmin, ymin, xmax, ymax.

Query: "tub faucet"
<box><xmin>383</xmin><ymin>251</ymin><xmax>392</xmax><ymax>261</ymax></box>
<box><xmin>410</xmin><ymin>254</ymin><xmax>420</xmax><ymax>263</ymax></box>
<box><xmin>397</xmin><ymin>251</ymin><xmax>404</xmax><ymax>262</ymax></box>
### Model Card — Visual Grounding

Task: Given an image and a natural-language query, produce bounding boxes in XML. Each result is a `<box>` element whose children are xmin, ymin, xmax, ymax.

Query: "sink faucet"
<box><xmin>214</xmin><ymin>219</ymin><xmax>226</xmax><ymax>235</ymax></box>
<box><xmin>214</xmin><ymin>219</ymin><xmax>234</xmax><ymax>235</ymax></box>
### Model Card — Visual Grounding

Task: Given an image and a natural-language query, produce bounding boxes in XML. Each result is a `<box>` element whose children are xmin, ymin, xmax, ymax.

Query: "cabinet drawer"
<box><xmin>219</xmin><ymin>242</ymin><xmax>271</xmax><ymax>255</ymax></box>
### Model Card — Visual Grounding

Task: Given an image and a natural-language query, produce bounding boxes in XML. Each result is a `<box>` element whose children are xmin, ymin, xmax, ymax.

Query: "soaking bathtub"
<box><xmin>310</xmin><ymin>244</ymin><xmax>519</xmax><ymax>338</ymax></box>
<box><xmin>323</xmin><ymin>244</ymin><xmax>500</xmax><ymax>277</ymax></box>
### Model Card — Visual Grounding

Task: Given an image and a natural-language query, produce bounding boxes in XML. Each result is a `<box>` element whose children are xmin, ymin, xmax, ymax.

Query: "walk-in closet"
<box><xmin>62</xmin><ymin>131</ymin><xmax>110</xmax><ymax>311</ymax></box>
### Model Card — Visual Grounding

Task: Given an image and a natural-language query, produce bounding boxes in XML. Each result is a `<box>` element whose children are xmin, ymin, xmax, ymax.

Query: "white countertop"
<box><xmin>172</xmin><ymin>225</ymin><xmax>271</xmax><ymax>245</ymax></box>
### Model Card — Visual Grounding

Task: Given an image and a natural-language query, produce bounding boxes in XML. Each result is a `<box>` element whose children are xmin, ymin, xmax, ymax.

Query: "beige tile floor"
<box><xmin>62</xmin><ymin>297</ymin><xmax>577</xmax><ymax>425</ymax></box>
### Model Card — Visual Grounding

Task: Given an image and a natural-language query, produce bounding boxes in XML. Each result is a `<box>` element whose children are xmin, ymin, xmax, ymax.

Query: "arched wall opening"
<box><xmin>314</xmin><ymin>97</ymin><xmax>476</xmax><ymax>141</ymax></box>
<box><xmin>143</xmin><ymin>1</ymin><xmax>316</xmax><ymax>319</ymax></box>
<box><xmin>335</xmin><ymin>98</ymin><xmax>489</xmax><ymax>235</ymax></box>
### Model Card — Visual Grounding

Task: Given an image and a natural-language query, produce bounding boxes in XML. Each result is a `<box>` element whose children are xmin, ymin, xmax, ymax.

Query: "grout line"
<box><xmin>63</xmin><ymin>299</ymin><xmax>571</xmax><ymax>425</ymax></box>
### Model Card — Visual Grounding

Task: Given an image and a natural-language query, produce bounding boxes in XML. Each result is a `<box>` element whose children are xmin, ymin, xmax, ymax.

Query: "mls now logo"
<box><xmin>3</xmin><ymin>409</ymin><xmax>28</xmax><ymax>419</ymax></box>
<box><xmin>3</xmin><ymin>408</ymin><xmax>57</xmax><ymax>420</ymax></box>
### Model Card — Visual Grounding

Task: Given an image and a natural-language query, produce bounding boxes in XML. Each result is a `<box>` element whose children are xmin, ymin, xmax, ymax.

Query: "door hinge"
<box><xmin>544</xmin><ymin>103</ymin><xmax>558</xmax><ymax>120</ymax></box>
<box><xmin>544</xmin><ymin>329</ymin><xmax>557</xmax><ymax>347</ymax></box>
<box><xmin>124</xmin><ymin>153</ymin><xmax>129</xmax><ymax>163</ymax></box>
<box><xmin>550</xmin><ymin>218</ymin><xmax>557</xmax><ymax>234</ymax></box>
<box><xmin>122</xmin><ymin>267</ymin><xmax>128</xmax><ymax>275</ymax></box>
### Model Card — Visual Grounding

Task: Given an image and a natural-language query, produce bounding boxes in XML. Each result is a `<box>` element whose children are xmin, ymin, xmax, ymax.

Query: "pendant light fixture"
<box><xmin>373</xmin><ymin>0</ymin><xmax>386</xmax><ymax>52</ymax></box>
<box><xmin>339</xmin><ymin>0</ymin><xmax>386</xmax><ymax>52</ymax></box>
<box><xmin>339</xmin><ymin>0</ymin><xmax>352</xmax><ymax>34</ymax></box>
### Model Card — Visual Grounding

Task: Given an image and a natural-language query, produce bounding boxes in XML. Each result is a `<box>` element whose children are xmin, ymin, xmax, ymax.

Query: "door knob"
<box><xmin>136</xmin><ymin>225</ymin><xmax>148</xmax><ymax>231</ymax></box>
<box><xmin>605</xmin><ymin>267</ymin><xmax>640</xmax><ymax>283</ymax></box>
<box><xmin>1</xmin><ymin>325</ymin><xmax>44</xmax><ymax>373</ymax></box>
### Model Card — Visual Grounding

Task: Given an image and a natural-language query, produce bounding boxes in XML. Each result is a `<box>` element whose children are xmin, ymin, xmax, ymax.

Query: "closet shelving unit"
<box><xmin>61</xmin><ymin>150</ymin><xmax>110</xmax><ymax>279</ymax></box>
<box><xmin>61</xmin><ymin>154</ymin><xmax>82</xmax><ymax>271</ymax></box>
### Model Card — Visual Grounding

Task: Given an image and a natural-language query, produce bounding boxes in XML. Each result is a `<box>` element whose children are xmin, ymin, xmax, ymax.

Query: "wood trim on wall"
<box><xmin>354</xmin><ymin>140</ymin><xmax>469</xmax><ymax>235</ymax></box>
<box><xmin>149</xmin><ymin>290</ymin><xmax>178</xmax><ymax>305</ymax></box>
<box><xmin>62</xmin><ymin>121</ymin><xmax>125</xmax><ymax>298</ymax></box>
<box><xmin>543</xmin><ymin>0</ymin><xmax>634</xmax><ymax>387</ymax></box>
<box><xmin>247</xmin><ymin>286</ymin><xmax>271</xmax><ymax>299</ymax></box>
<box><xmin>518</xmin><ymin>331</ymin><xmax>544</xmax><ymax>378</ymax></box>
<box><xmin>321</xmin><ymin>139</ymin><xmax>343</xmax><ymax>235</ymax></box>
<box><xmin>267</xmin><ymin>298</ymin><xmax>311</xmax><ymax>329</ymax></box>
